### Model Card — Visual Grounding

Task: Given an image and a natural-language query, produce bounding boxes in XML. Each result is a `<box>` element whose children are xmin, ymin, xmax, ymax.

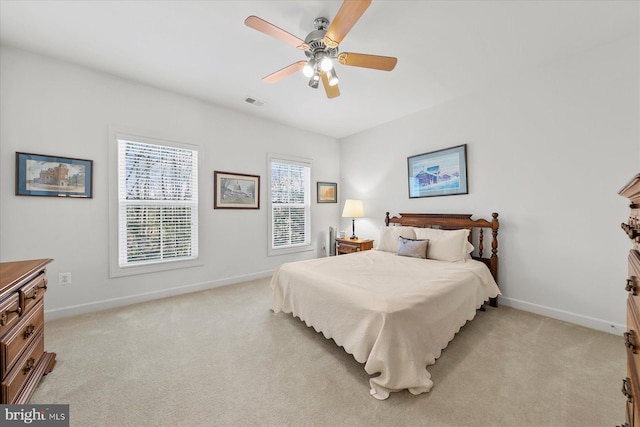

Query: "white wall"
<box><xmin>340</xmin><ymin>35</ymin><xmax>639</xmax><ymax>334</ymax></box>
<box><xmin>0</xmin><ymin>46</ymin><xmax>340</xmax><ymax>319</ymax></box>
<box><xmin>2</xmin><ymin>33</ymin><xmax>638</xmax><ymax>334</ymax></box>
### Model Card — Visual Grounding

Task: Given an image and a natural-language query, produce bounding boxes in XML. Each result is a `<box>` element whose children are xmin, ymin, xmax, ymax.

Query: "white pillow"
<box><xmin>413</xmin><ymin>228</ymin><xmax>473</xmax><ymax>262</ymax></box>
<box><xmin>464</xmin><ymin>241</ymin><xmax>474</xmax><ymax>258</ymax></box>
<box><xmin>375</xmin><ymin>226</ymin><xmax>416</xmax><ymax>252</ymax></box>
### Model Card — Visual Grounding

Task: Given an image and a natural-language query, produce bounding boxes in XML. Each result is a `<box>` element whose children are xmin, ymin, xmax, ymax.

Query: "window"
<box><xmin>268</xmin><ymin>154</ymin><xmax>312</xmax><ymax>255</ymax></box>
<box><xmin>110</xmin><ymin>131</ymin><xmax>199</xmax><ymax>277</ymax></box>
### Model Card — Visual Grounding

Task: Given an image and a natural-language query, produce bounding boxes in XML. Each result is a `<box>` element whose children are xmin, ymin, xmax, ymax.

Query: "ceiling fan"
<box><xmin>244</xmin><ymin>0</ymin><xmax>397</xmax><ymax>99</ymax></box>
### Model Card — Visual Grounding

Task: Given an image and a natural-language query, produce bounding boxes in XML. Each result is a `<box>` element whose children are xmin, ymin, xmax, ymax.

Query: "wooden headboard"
<box><xmin>385</xmin><ymin>212</ymin><xmax>500</xmax><ymax>306</ymax></box>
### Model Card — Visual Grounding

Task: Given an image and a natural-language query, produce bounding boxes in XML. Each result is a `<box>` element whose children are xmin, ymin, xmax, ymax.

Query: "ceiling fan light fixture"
<box><xmin>327</xmin><ymin>68</ymin><xmax>339</xmax><ymax>86</ymax></box>
<box><xmin>302</xmin><ymin>59</ymin><xmax>316</xmax><ymax>77</ymax></box>
<box><xmin>320</xmin><ymin>56</ymin><xmax>333</xmax><ymax>72</ymax></box>
<box><xmin>309</xmin><ymin>74</ymin><xmax>320</xmax><ymax>89</ymax></box>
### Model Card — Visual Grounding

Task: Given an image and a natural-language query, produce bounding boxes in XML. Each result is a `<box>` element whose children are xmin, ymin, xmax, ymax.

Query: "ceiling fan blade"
<box><xmin>320</xmin><ymin>71</ymin><xmax>340</xmax><ymax>99</ymax></box>
<box><xmin>338</xmin><ymin>52</ymin><xmax>397</xmax><ymax>71</ymax></box>
<box><xmin>263</xmin><ymin>61</ymin><xmax>307</xmax><ymax>84</ymax></box>
<box><xmin>245</xmin><ymin>16</ymin><xmax>310</xmax><ymax>51</ymax></box>
<box><xmin>323</xmin><ymin>0</ymin><xmax>371</xmax><ymax>48</ymax></box>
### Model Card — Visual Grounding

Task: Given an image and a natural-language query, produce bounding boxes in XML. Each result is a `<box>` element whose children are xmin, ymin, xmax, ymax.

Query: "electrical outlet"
<box><xmin>58</xmin><ymin>272</ymin><xmax>72</xmax><ymax>285</ymax></box>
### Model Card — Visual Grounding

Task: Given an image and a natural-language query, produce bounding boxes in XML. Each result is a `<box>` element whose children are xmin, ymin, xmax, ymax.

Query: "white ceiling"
<box><xmin>1</xmin><ymin>1</ymin><xmax>638</xmax><ymax>139</ymax></box>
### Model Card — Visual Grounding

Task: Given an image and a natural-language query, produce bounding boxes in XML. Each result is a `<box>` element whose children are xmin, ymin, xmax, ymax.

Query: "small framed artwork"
<box><xmin>15</xmin><ymin>152</ymin><xmax>93</xmax><ymax>198</ymax></box>
<box><xmin>407</xmin><ymin>144</ymin><xmax>468</xmax><ymax>198</ymax></box>
<box><xmin>214</xmin><ymin>171</ymin><xmax>260</xmax><ymax>209</ymax></box>
<box><xmin>317</xmin><ymin>182</ymin><xmax>337</xmax><ymax>203</ymax></box>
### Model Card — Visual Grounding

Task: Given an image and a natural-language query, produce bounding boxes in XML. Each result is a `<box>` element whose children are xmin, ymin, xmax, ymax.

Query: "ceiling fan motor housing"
<box><xmin>304</xmin><ymin>17</ymin><xmax>338</xmax><ymax>60</ymax></box>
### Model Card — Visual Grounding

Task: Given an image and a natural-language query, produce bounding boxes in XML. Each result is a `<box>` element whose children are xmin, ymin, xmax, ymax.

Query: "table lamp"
<box><xmin>342</xmin><ymin>199</ymin><xmax>365</xmax><ymax>240</ymax></box>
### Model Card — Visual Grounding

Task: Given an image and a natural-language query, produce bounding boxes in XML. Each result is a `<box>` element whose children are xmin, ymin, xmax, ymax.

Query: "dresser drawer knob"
<box><xmin>22</xmin><ymin>358</ymin><xmax>35</xmax><ymax>375</ymax></box>
<box><xmin>622</xmin><ymin>377</ymin><xmax>633</xmax><ymax>401</ymax></box>
<box><xmin>23</xmin><ymin>324</ymin><xmax>36</xmax><ymax>339</ymax></box>
<box><xmin>0</xmin><ymin>306</ymin><xmax>22</xmax><ymax>326</ymax></box>
<box><xmin>626</xmin><ymin>278</ymin><xmax>637</xmax><ymax>295</ymax></box>
<box><xmin>622</xmin><ymin>223</ymin><xmax>639</xmax><ymax>239</ymax></box>
<box><xmin>625</xmin><ymin>331</ymin><xmax>637</xmax><ymax>353</ymax></box>
<box><xmin>26</xmin><ymin>289</ymin><xmax>38</xmax><ymax>301</ymax></box>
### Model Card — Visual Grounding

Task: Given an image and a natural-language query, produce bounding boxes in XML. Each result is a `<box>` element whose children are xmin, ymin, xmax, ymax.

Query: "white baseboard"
<box><xmin>44</xmin><ymin>270</ymin><xmax>275</xmax><ymax>321</ymax></box>
<box><xmin>499</xmin><ymin>296</ymin><xmax>625</xmax><ymax>335</ymax></box>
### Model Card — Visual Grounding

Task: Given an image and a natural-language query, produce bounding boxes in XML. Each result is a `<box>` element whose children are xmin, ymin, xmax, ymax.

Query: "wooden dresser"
<box><xmin>620</xmin><ymin>174</ymin><xmax>640</xmax><ymax>426</ymax></box>
<box><xmin>0</xmin><ymin>259</ymin><xmax>55</xmax><ymax>404</ymax></box>
<box><xmin>335</xmin><ymin>238</ymin><xmax>374</xmax><ymax>255</ymax></box>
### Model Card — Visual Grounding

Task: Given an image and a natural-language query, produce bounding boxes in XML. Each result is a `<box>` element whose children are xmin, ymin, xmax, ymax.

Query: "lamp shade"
<box><xmin>342</xmin><ymin>199</ymin><xmax>365</xmax><ymax>218</ymax></box>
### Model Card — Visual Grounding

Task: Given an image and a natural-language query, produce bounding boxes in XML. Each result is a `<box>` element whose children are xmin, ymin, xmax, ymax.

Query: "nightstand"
<box><xmin>335</xmin><ymin>238</ymin><xmax>374</xmax><ymax>255</ymax></box>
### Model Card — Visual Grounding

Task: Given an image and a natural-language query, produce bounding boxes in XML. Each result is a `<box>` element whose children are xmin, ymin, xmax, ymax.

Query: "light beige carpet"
<box><xmin>31</xmin><ymin>278</ymin><xmax>624</xmax><ymax>426</ymax></box>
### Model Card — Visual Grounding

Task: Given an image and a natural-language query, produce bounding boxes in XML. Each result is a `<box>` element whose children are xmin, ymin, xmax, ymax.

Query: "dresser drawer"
<box><xmin>627</xmin><ymin>251</ymin><xmax>640</xmax><ymax>305</ymax></box>
<box><xmin>627</xmin><ymin>299</ymin><xmax>640</xmax><ymax>425</ymax></box>
<box><xmin>337</xmin><ymin>243</ymin><xmax>360</xmax><ymax>254</ymax></box>
<box><xmin>626</xmin><ymin>397</ymin><xmax>634</xmax><ymax>427</ymax></box>
<box><xmin>1</xmin><ymin>302</ymin><xmax>44</xmax><ymax>378</ymax></box>
<box><xmin>0</xmin><ymin>294</ymin><xmax>21</xmax><ymax>338</ymax></box>
<box><xmin>1</xmin><ymin>331</ymin><xmax>44</xmax><ymax>404</ymax></box>
<box><xmin>627</xmin><ymin>299</ymin><xmax>640</xmax><ymax>370</ymax></box>
<box><xmin>19</xmin><ymin>273</ymin><xmax>47</xmax><ymax>316</ymax></box>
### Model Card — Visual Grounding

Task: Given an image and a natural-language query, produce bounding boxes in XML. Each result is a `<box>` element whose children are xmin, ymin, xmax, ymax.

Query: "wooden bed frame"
<box><xmin>385</xmin><ymin>212</ymin><xmax>500</xmax><ymax>307</ymax></box>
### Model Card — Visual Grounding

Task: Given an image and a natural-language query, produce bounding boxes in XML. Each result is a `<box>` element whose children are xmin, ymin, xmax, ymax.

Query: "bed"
<box><xmin>270</xmin><ymin>212</ymin><xmax>501</xmax><ymax>400</ymax></box>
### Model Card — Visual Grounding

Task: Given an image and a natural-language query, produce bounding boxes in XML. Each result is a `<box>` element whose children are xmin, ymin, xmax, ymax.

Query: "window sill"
<box><xmin>267</xmin><ymin>245</ymin><xmax>313</xmax><ymax>257</ymax></box>
<box><xmin>109</xmin><ymin>258</ymin><xmax>203</xmax><ymax>278</ymax></box>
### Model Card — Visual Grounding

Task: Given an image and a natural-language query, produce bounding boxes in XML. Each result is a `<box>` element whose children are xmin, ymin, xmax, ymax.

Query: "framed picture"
<box><xmin>317</xmin><ymin>182</ymin><xmax>337</xmax><ymax>203</ymax></box>
<box><xmin>214</xmin><ymin>171</ymin><xmax>260</xmax><ymax>209</ymax></box>
<box><xmin>407</xmin><ymin>144</ymin><xmax>468</xmax><ymax>198</ymax></box>
<box><xmin>15</xmin><ymin>152</ymin><xmax>93</xmax><ymax>198</ymax></box>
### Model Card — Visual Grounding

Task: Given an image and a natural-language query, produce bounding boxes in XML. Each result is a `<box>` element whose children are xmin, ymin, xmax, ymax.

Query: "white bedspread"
<box><xmin>270</xmin><ymin>250</ymin><xmax>501</xmax><ymax>400</ymax></box>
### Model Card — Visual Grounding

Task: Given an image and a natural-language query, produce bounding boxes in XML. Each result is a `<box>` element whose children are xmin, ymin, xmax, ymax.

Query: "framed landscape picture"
<box><xmin>15</xmin><ymin>152</ymin><xmax>93</xmax><ymax>198</ymax></box>
<box><xmin>407</xmin><ymin>144</ymin><xmax>468</xmax><ymax>198</ymax></box>
<box><xmin>317</xmin><ymin>182</ymin><xmax>337</xmax><ymax>203</ymax></box>
<box><xmin>214</xmin><ymin>171</ymin><xmax>260</xmax><ymax>209</ymax></box>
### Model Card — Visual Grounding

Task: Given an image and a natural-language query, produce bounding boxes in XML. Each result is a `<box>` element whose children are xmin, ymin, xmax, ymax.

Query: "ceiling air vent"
<box><xmin>243</xmin><ymin>96</ymin><xmax>264</xmax><ymax>107</ymax></box>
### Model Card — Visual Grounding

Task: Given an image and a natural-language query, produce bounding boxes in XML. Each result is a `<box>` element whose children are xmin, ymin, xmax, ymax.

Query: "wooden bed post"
<box><xmin>489</xmin><ymin>212</ymin><xmax>499</xmax><ymax>307</ymax></box>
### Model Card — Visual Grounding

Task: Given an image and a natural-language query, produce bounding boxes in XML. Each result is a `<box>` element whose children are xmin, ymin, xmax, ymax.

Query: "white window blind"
<box><xmin>270</xmin><ymin>158</ymin><xmax>310</xmax><ymax>251</ymax></box>
<box><xmin>117</xmin><ymin>139</ymin><xmax>198</xmax><ymax>268</ymax></box>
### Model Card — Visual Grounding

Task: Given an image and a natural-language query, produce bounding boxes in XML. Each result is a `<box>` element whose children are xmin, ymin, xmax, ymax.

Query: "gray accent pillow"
<box><xmin>397</xmin><ymin>236</ymin><xmax>429</xmax><ymax>259</ymax></box>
